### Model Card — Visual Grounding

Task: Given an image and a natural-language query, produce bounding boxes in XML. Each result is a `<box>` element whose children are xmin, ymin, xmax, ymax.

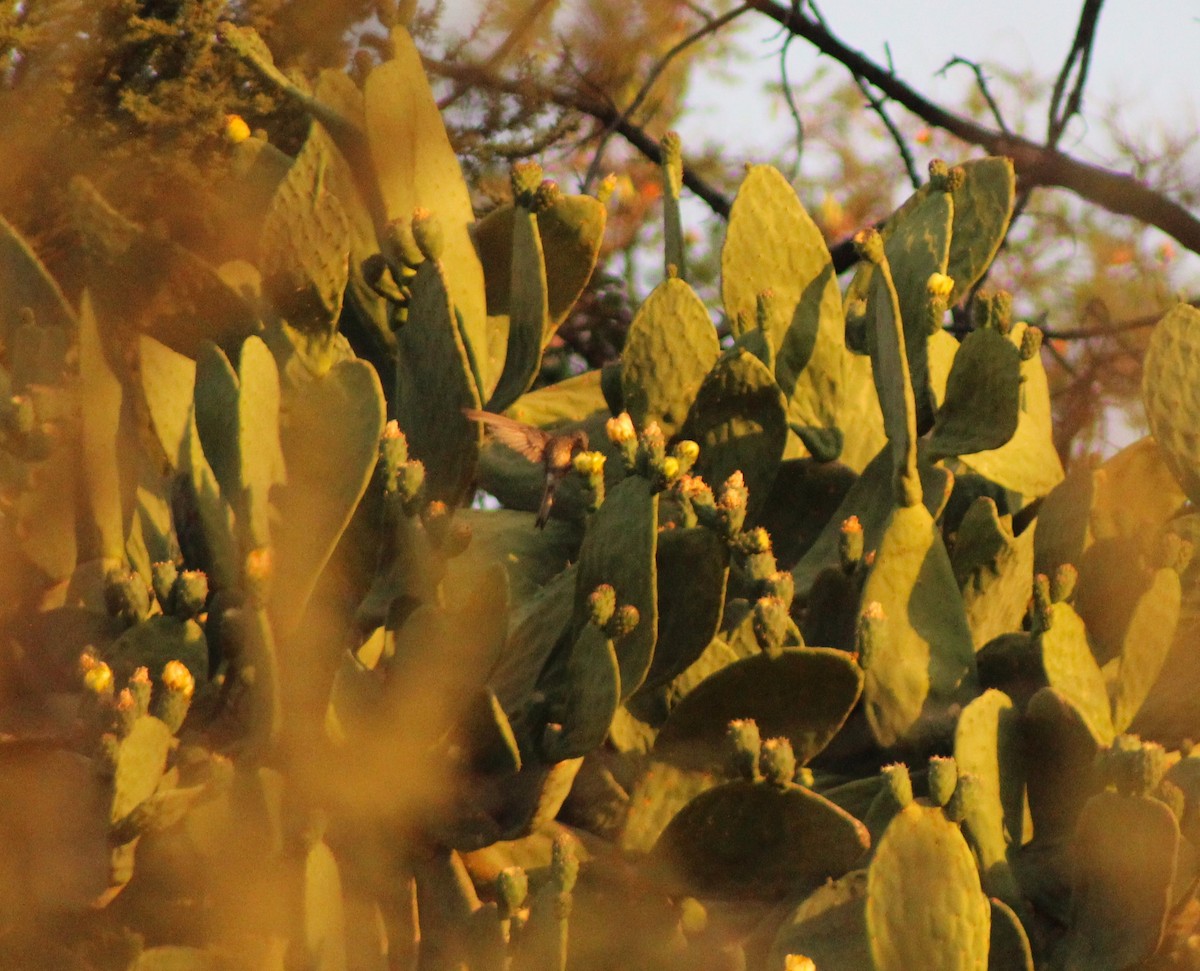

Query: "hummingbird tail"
<box><xmin>535</xmin><ymin>478</ymin><xmax>556</xmax><ymax>529</ymax></box>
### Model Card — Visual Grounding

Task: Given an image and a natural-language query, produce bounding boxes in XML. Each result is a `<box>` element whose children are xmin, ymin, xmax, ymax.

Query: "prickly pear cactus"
<box><xmin>6</xmin><ymin>18</ymin><xmax>1200</xmax><ymax>971</ymax></box>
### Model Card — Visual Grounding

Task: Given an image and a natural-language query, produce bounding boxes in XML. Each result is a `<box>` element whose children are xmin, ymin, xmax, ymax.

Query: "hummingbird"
<box><xmin>464</xmin><ymin>409</ymin><xmax>588</xmax><ymax>528</ymax></box>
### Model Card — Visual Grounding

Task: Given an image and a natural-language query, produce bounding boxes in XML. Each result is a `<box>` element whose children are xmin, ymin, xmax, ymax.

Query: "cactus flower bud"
<box><xmin>398</xmin><ymin>459</ymin><xmax>426</xmax><ymax>507</ymax></box>
<box><xmin>639</xmin><ymin>421</ymin><xmax>666</xmax><ymax>467</ymax></box>
<box><xmin>1020</xmin><ymin>325</ymin><xmax>1043</xmax><ymax>361</ymax></box>
<box><xmin>224</xmin><ymin>113</ymin><xmax>251</xmax><ymax>144</ymax></box>
<box><xmin>83</xmin><ymin>660</ymin><xmax>114</xmax><ymax>698</ymax></box>
<box><xmin>606</xmin><ymin>411</ymin><xmax>636</xmax><ymax>445</ymax></box>
<box><xmin>244</xmin><ymin>547</ymin><xmax>273</xmax><ymax>604</ymax></box>
<box><xmin>926</xmin><ymin>273</ymin><xmax>955</xmax><ymax>301</ymax></box>
<box><xmin>763</xmin><ymin>570</ymin><xmax>794</xmax><ymax>607</ymax></box>
<box><xmin>496</xmin><ymin>866</ymin><xmax>529</xmax><ymax>919</ymax></box>
<box><xmin>945</xmin><ymin>165</ymin><xmax>966</xmax><ymax>192</ymax></box>
<box><xmin>511</xmin><ymin>161</ymin><xmax>544</xmax><ymax>208</ymax></box>
<box><xmin>609</xmin><ymin>604</ymin><xmax>640</xmax><ymax>638</ymax></box>
<box><xmin>853</xmin><ymin>228</ymin><xmax>886</xmax><ymax>265</ymax></box>
<box><xmin>673</xmin><ymin>439</ymin><xmax>700</xmax><ymax>473</ymax></box>
<box><xmin>1031</xmin><ymin>573</ymin><xmax>1053</xmax><ymax>632</ymax></box>
<box><xmin>857</xmin><ymin>601</ymin><xmax>886</xmax><ymax>669</ymax></box>
<box><xmin>155</xmin><ymin>660</ymin><xmax>195</xmax><ymax>734</ymax></box>
<box><xmin>759</xmin><ymin>737</ymin><xmax>797</xmax><ymax>786</ymax></box>
<box><xmin>784</xmin><ymin>957</ymin><xmax>816</xmax><ymax>971</ymax></box>
<box><xmin>927</xmin><ymin>158</ymin><xmax>950</xmax><ymax>188</ymax></box>
<box><xmin>839</xmin><ymin>516</ymin><xmax>864</xmax><ymax>570</ymax></box>
<box><xmin>1051</xmin><ymin>563</ymin><xmax>1078</xmax><ymax>603</ymax></box>
<box><xmin>129</xmin><ymin>666</ymin><xmax>152</xmax><ymax>716</ymax></box>
<box><xmin>550</xmin><ymin>834</ymin><xmax>579</xmax><ymax>893</ymax></box>
<box><xmin>8</xmin><ymin>394</ymin><xmax>34</xmax><ymax>436</ymax></box>
<box><xmin>752</xmin><ymin>596</ymin><xmax>790</xmax><ymax>655</ymax></box>
<box><xmin>945</xmin><ymin>770</ymin><xmax>979</xmax><ymax>824</ymax></box>
<box><xmin>661</xmin><ymin>131</ymin><xmax>684</xmax><ymax>198</ymax></box>
<box><xmin>411</xmin><ymin>208</ymin><xmax>443</xmax><ymax>262</ymax></box>
<box><xmin>881</xmin><ymin>762</ymin><xmax>914</xmax><ymax>809</ymax></box>
<box><xmin>534</xmin><ymin>179</ymin><xmax>561</xmax><ymax>212</ymax></box>
<box><xmin>104</xmin><ymin>568</ymin><xmax>151</xmax><ymax>627</ymax></box>
<box><xmin>114</xmin><ymin>688</ymin><xmax>137</xmax><ymax>736</ymax></box>
<box><xmin>171</xmin><ymin>570</ymin><xmax>209</xmax><ymax>620</ymax></box>
<box><xmin>588</xmin><ymin>585</ymin><xmax>617</xmax><ymax>628</ymax></box>
<box><xmin>573</xmin><ymin>450</ymin><xmax>607</xmax><ymax>478</ymax></box>
<box><xmin>151</xmin><ymin>560</ymin><xmax>178</xmax><ymax>609</ymax></box>
<box><xmin>726</xmin><ymin>719</ymin><xmax>762</xmax><ymax>781</ymax></box>
<box><xmin>927</xmin><ymin>755</ymin><xmax>958</xmax><ymax>807</ymax></box>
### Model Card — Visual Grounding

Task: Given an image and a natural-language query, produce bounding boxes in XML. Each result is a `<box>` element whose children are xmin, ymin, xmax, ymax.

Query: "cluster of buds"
<box><xmin>586</xmin><ymin>585</ymin><xmax>638</xmax><ymax>640</ymax></box>
<box><xmin>151</xmin><ymin>562</ymin><xmax>209</xmax><ymax>620</ymax></box>
<box><xmin>971</xmin><ymin>288</ymin><xmax>1013</xmax><ymax>335</ymax></box>
<box><xmin>79</xmin><ymin>657</ymin><xmax>195</xmax><ymax>736</ymax></box>
<box><xmin>672</xmin><ymin>473</ymin><xmax>715</xmax><ymax>529</ymax></box>
<box><xmin>378</xmin><ymin>421</ymin><xmax>426</xmax><ymax>514</ymax></box>
<box><xmin>714</xmin><ymin>470</ymin><xmax>749</xmax><ymax>539</ymax></box>
<box><xmin>573</xmin><ymin>450</ymin><xmax>607</xmax><ymax>513</ymax></box>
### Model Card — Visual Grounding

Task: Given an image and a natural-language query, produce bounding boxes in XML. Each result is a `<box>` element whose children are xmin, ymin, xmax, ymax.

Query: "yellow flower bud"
<box><xmin>605</xmin><ymin>412</ymin><xmax>636</xmax><ymax>445</ymax></box>
<box><xmin>161</xmin><ymin>660</ymin><xmax>195</xmax><ymax>699</ymax></box>
<box><xmin>224</xmin><ymin>113</ymin><xmax>251</xmax><ymax>145</ymax></box>
<box><xmin>84</xmin><ymin>662</ymin><xmax>114</xmax><ymax>696</ymax></box>
<box><xmin>926</xmin><ymin>272</ymin><xmax>955</xmax><ymax>300</ymax></box>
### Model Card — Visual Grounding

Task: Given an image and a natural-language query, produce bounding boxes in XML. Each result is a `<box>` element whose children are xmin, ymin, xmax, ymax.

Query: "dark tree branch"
<box><xmin>425</xmin><ymin>57</ymin><xmax>733</xmax><ymax>216</ymax></box>
<box><xmin>746</xmin><ymin>0</ymin><xmax>1200</xmax><ymax>261</ymax></box>
<box><xmin>1048</xmin><ymin>0</ymin><xmax>1105</xmax><ymax>145</ymax></box>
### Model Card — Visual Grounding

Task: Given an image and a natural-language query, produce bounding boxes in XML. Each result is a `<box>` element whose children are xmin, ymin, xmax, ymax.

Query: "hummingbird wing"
<box><xmin>463</xmin><ymin>409</ymin><xmax>550</xmax><ymax>463</ymax></box>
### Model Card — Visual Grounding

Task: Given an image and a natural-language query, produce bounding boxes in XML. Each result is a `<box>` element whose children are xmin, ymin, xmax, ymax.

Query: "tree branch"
<box><xmin>746</xmin><ymin>0</ymin><xmax>1200</xmax><ymax>259</ymax></box>
<box><xmin>425</xmin><ymin>57</ymin><xmax>733</xmax><ymax>216</ymax></box>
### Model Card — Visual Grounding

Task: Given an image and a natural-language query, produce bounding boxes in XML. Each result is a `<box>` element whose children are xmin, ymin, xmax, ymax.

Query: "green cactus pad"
<box><xmin>768</xmin><ymin>870</ymin><xmax>871</xmax><ymax>971</ymax></box>
<box><xmin>620</xmin><ymin>761</ymin><xmax>721</xmax><ymax>854</ymax></box>
<box><xmin>571</xmin><ymin>475</ymin><xmax>658</xmax><ymax>699</ymax></box>
<box><xmin>503</xmin><ymin>370</ymin><xmax>606</xmax><ymax>429</ymax></box>
<box><xmin>651</xmin><ymin>779</ymin><xmax>869</xmax><ymax>898</ymax></box>
<box><xmin>79</xmin><ymin>291</ymin><xmax>129</xmax><ymax>562</ymax></box>
<box><xmin>111</xmin><ymin>714</ymin><xmax>174</xmax><ymax>823</ymax></box>
<box><xmin>621</xmin><ymin>277</ymin><xmax>720</xmax><ymax>436</ymax></box>
<box><xmin>1023</xmin><ymin>687</ymin><xmax>1101</xmax><ymax>844</ymax></box>
<box><xmin>364</xmin><ymin>27</ymin><xmax>490</xmax><ymax>394</ymax></box>
<box><xmin>484</xmin><ymin>205</ymin><xmax>549</xmax><ymax>414</ymax></box>
<box><xmin>259</xmin><ymin>125</ymin><xmax>350</xmax><ymax>340</ymax></box>
<box><xmin>444</xmin><ymin>507</ymin><xmax>577</xmax><ymax>604</ymax></box>
<box><xmin>139</xmin><ymin>335</ymin><xmax>197</xmax><ymax>470</ymax></box>
<box><xmin>1036</xmin><ymin>601</ymin><xmax>1115</xmax><ymax>745</ymax></box>
<box><xmin>863</xmin><ymin>247</ymin><xmax>920</xmax><ymax>504</ymax></box>
<box><xmin>395</xmin><ymin>258</ymin><xmax>482</xmax><ymax>504</ymax></box>
<box><xmin>721</xmin><ymin>165</ymin><xmax>838</xmax><ymax>347</ymax></box>
<box><xmin>489</xmin><ymin>565</ymin><xmax>576</xmax><ymax>713</ymax></box>
<box><xmin>542</xmin><ymin>622</ymin><xmax>621</xmax><ymax>762</ymax></box>
<box><xmin>640</xmin><ymin>526</ymin><xmax>729</xmax><ymax>692</ymax></box>
<box><xmin>858</xmin><ymin>501</ymin><xmax>977</xmax><ymax>749</ymax></box>
<box><xmin>866</xmin><ymin>802</ymin><xmax>991</xmax><ymax>971</ymax></box>
<box><xmin>680</xmin><ymin>348</ymin><xmax>788</xmax><ymax>520</ymax></box>
<box><xmin>846</xmin><ymin>183</ymin><xmax>953</xmax><ymax>433</ymax></box>
<box><xmin>302</xmin><ymin>839</ymin><xmax>348</xmax><ymax>971</ymax></box>
<box><xmin>0</xmin><ymin>212</ymin><xmax>76</xmax><ymax>336</ymax></box>
<box><xmin>1146</xmin><ymin>305</ymin><xmax>1200</xmax><ymax>503</ymax></box>
<box><xmin>988</xmin><ymin>897</ymin><xmax>1034</xmax><ymax>971</ymax></box>
<box><xmin>652</xmin><ymin>648</ymin><xmax>863</xmax><ymax>774</ymax></box>
<box><xmin>951</xmin><ymin>497</ymin><xmax>1036</xmax><ymax>649</ymax></box>
<box><xmin>1107</xmin><ymin>565</ymin><xmax>1181</xmax><ymax>733</ymax></box>
<box><xmin>661</xmin><ymin>636</ymin><xmax>742</xmax><ymax>710</ymax></box>
<box><xmin>928</xmin><ymin>326</ymin><xmax>1022</xmax><ymax>460</ymax></box>
<box><xmin>944</xmin><ymin>158</ymin><xmax>1016</xmax><ymax>303</ymax></box>
<box><xmin>1061</xmin><ymin>790</ymin><xmax>1179</xmax><ymax>971</ymax></box>
<box><xmin>474</xmin><ymin>192</ymin><xmax>607</xmax><ymax>330</ymax></box>
<box><xmin>270</xmin><ymin>358</ymin><xmax>385</xmax><ymax>638</ymax></box>
<box><xmin>953</xmin><ymin>690</ymin><xmax>1024</xmax><ymax>907</ymax></box>
<box><xmin>69</xmin><ymin>177</ymin><xmax>259</xmax><ymax>359</ymax></box>
<box><xmin>791</xmin><ymin>444</ymin><xmax>952</xmax><ymax>598</ymax></box>
<box><xmin>958</xmin><ymin>323</ymin><xmax>1063</xmax><ymax>498</ymax></box>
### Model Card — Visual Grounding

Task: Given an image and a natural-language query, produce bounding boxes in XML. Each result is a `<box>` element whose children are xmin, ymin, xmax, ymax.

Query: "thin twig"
<box><xmin>582</xmin><ymin>2</ymin><xmax>753</xmax><ymax>192</ymax></box>
<box><xmin>938</xmin><ymin>56</ymin><xmax>1009</xmax><ymax>133</ymax></box>
<box><xmin>1040</xmin><ymin>300</ymin><xmax>1198</xmax><ymax>340</ymax></box>
<box><xmin>1048</xmin><ymin>0</ymin><xmax>1106</xmax><ymax>145</ymax></box>
<box><xmin>424</xmin><ymin>56</ymin><xmax>734</xmax><ymax>216</ymax></box>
